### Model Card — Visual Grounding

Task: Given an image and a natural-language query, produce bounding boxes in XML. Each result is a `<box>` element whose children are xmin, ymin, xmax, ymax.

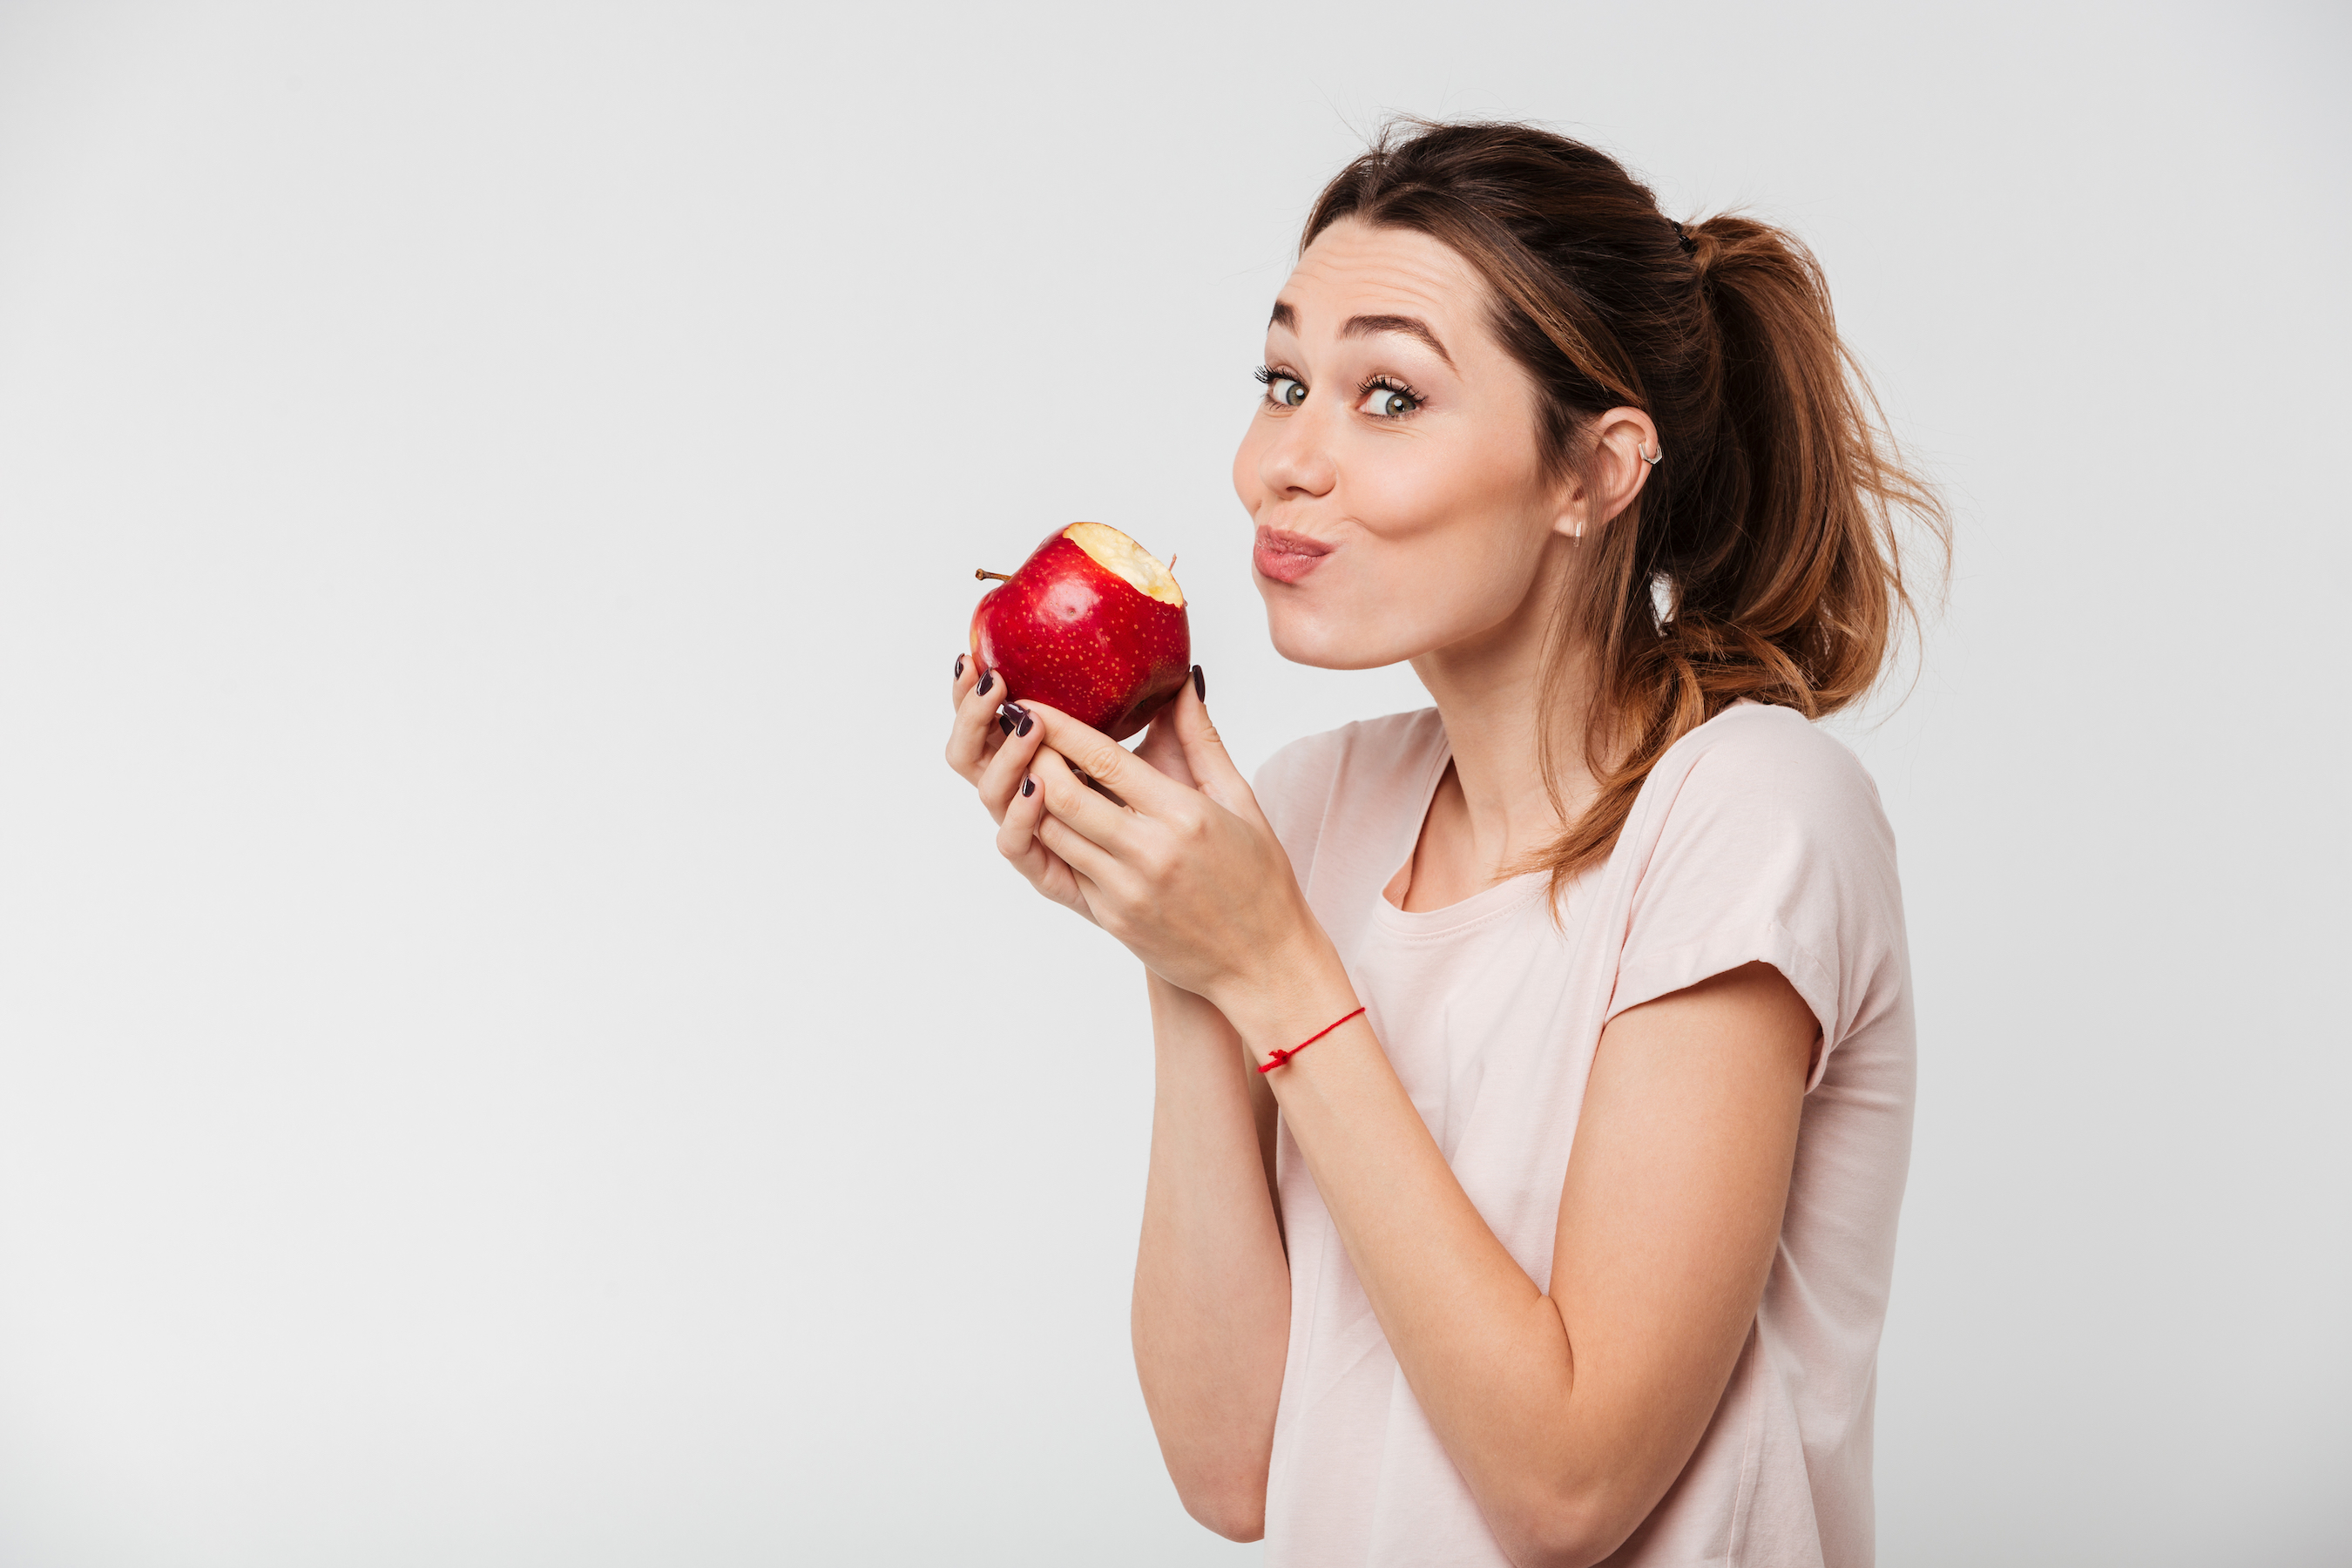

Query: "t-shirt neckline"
<box><xmin>1369</xmin><ymin>713</ymin><xmax>1552</xmax><ymax>937</ymax></box>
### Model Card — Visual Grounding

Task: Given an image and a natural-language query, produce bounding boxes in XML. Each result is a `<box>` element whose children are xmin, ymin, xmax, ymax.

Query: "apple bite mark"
<box><xmin>1064</xmin><ymin>523</ymin><xmax>1185</xmax><ymax>607</ymax></box>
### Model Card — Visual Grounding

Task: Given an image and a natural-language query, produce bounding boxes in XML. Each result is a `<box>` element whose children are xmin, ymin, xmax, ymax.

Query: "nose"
<box><xmin>1254</xmin><ymin>402</ymin><xmax>1338</xmax><ymax>502</ymax></box>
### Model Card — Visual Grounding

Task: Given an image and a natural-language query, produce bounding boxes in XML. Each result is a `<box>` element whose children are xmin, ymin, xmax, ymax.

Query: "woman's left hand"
<box><xmin>1003</xmin><ymin>680</ymin><xmax>1325</xmax><ymax>1006</ymax></box>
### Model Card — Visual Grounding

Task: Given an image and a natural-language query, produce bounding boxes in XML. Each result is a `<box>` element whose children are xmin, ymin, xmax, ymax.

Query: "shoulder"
<box><xmin>1623</xmin><ymin>702</ymin><xmax>1902</xmax><ymax>929</ymax></box>
<box><xmin>1252</xmin><ymin>707</ymin><xmax>1443</xmax><ymax>868</ymax></box>
<box><xmin>1648</xmin><ymin>702</ymin><xmax>1890</xmax><ymax>848</ymax></box>
<box><xmin>1617</xmin><ymin>703</ymin><xmax>1909</xmax><ymax>1064</ymax></box>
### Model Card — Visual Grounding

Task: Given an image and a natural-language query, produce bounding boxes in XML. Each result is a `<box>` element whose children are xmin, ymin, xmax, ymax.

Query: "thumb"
<box><xmin>1167</xmin><ymin>665</ymin><xmax>1255</xmax><ymax>814</ymax></box>
<box><xmin>1132</xmin><ymin>706</ymin><xmax>1200</xmax><ymax>790</ymax></box>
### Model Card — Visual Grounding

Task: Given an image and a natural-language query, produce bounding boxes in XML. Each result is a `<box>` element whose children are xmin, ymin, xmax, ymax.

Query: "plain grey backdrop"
<box><xmin>0</xmin><ymin>1</ymin><xmax>2344</xmax><ymax>1563</ymax></box>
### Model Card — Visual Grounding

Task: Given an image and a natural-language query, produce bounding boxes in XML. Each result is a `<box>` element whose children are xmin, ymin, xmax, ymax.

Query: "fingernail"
<box><xmin>977</xmin><ymin>671</ymin><xmax>996</xmax><ymax>697</ymax></box>
<box><xmin>1192</xmin><ymin>665</ymin><xmax>1206</xmax><ymax>702</ymax></box>
<box><xmin>954</xmin><ymin>654</ymin><xmax>966</xmax><ymax>679</ymax></box>
<box><xmin>1021</xmin><ymin>774</ymin><xmax>1036</xmax><ymax>799</ymax></box>
<box><xmin>998</xmin><ymin>701</ymin><xmax>1032</xmax><ymax>738</ymax></box>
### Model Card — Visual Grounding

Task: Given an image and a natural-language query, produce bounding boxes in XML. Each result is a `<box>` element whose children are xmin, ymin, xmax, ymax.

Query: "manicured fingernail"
<box><xmin>977</xmin><ymin>671</ymin><xmax>996</xmax><ymax>697</ymax></box>
<box><xmin>997</xmin><ymin>701</ymin><xmax>1032</xmax><ymax>738</ymax></box>
<box><xmin>1021</xmin><ymin>774</ymin><xmax>1036</xmax><ymax>799</ymax></box>
<box><xmin>954</xmin><ymin>654</ymin><xmax>966</xmax><ymax>679</ymax></box>
<box><xmin>1192</xmin><ymin>665</ymin><xmax>1206</xmax><ymax>702</ymax></box>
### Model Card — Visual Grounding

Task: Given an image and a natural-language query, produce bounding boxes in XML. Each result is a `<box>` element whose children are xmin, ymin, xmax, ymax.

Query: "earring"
<box><xmin>1639</xmin><ymin>444</ymin><xmax>1663</xmax><ymax>467</ymax></box>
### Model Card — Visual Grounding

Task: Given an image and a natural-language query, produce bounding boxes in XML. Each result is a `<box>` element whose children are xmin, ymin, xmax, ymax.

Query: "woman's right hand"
<box><xmin>944</xmin><ymin>655</ymin><xmax>1098</xmax><ymax>925</ymax></box>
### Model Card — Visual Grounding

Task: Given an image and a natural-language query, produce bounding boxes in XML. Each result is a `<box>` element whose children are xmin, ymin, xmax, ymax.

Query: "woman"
<box><xmin>943</xmin><ymin>120</ymin><xmax>1941</xmax><ymax>1567</ymax></box>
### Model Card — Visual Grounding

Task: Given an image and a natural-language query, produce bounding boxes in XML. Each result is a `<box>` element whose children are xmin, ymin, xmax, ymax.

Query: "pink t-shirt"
<box><xmin>1252</xmin><ymin>700</ymin><xmax>1914</xmax><ymax>1568</ymax></box>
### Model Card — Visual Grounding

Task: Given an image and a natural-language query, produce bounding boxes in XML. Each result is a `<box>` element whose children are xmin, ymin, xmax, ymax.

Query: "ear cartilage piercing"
<box><xmin>1639</xmin><ymin>445</ymin><xmax>1664</xmax><ymax>467</ymax></box>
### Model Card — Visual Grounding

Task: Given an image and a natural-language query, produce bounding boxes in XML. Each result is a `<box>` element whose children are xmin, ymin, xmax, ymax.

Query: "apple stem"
<box><xmin>1167</xmin><ymin>554</ymin><xmax>1178</xmax><ymax>572</ymax></box>
<box><xmin>974</xmin><ymin>569</ymin><xmax>1011</xmax><ymax>583</ymax></box>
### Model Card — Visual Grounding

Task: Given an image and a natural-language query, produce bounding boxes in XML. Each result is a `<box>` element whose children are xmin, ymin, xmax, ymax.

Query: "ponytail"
<box><xmin>1301</xmin><ymin>123</ymin><xmax>1949</xmax><ymax>908</ymax></box>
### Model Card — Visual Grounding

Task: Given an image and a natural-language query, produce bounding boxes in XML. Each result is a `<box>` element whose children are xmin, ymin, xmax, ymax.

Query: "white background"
<box><xmin>0</xmin><ymin>2</ymin><xmax>2345</xmax><ymax>1563</ymax></box>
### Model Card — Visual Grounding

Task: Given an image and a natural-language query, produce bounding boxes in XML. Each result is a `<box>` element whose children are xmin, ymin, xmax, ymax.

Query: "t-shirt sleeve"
<box><xmin>1604</xmin><ymin>708</ymin><xmax>1907</xmax><ymax>1090</ymax></box>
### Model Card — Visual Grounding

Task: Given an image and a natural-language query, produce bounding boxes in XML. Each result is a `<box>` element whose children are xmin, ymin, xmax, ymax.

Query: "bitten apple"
<box><xmin>970</xmin><ymin>523</ymin><xmax>1190</xmax><ymax>741</ymax></box>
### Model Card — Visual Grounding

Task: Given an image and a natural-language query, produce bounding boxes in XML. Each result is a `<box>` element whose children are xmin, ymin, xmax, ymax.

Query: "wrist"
<box><xmin>1145</xmin><ymin>964</ymin><xmax>1244</xmax><ymax>1040</ymax></box>
<box><xmin>1206</xmin><ymin>936</ymin><xmax>1360</xmax><ymax>1067</ymax></box>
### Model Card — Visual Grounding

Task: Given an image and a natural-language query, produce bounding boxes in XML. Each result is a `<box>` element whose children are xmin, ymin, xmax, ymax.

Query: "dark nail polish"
<box><xmin>997</xmin><ymin>700</ymin><xmax>1032</xmax><ymax>738</ymax></box>
<box><xmin>1192</xmin><ymin>665</ymin><xmax>1206</xmax><ymax>702</ymax></box>
<box><xmin>977</xmin><ymin>671</ymin><xmax>996</xmax><ymax>697</ymax></box>
<box><xmin>1021</xmin><ymin>775</ymin><xmax>1036</xmax><ymax>799</ymax></box>
<box><xmin>955</xmin><ymin>654</ymin><xmax>966</xmax><ymax>679</ymax></box>
<box><xmin>997</xmin><ymin>712</ymin><xmax>1014</xmax><ymax>735</ymax></box>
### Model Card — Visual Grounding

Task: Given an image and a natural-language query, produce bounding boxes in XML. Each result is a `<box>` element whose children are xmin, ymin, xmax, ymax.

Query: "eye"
<box><xmin>1261</xmin><ymin>374</ymin><xmax>1306</xmax><ymax>409</ymax></box>
<box><xmin>1358</xmin><ymin>382</ymin><xmax>1420</xmax><ymax>418</ymax></box>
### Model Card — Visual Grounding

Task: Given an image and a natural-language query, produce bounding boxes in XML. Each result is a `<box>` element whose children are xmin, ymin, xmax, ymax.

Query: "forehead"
<box><xmin>1274</xmin><ymin>218</ymin><xmax>1490</xmax><ymax>333</ymax></box>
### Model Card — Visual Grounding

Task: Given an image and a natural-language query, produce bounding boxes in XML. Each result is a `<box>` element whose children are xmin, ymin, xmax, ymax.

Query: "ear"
<box><xmin>1551</xmin><ymin>407</ymin><xmax>1661</xmax><ymax>541</ymax></box>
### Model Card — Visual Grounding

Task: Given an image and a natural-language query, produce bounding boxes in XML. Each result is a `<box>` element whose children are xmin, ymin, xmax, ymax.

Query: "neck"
<box><xmin>1408</xmin><ymin>534</ymin><xmax>1603</xmax><ymax>883</ymax></box>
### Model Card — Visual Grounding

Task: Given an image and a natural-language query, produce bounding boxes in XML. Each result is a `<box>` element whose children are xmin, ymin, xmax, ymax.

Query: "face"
<box><xmin>1232</xmin><ymin>218</ymin><xmax>1572</xmax><ymax>672</ymax></box>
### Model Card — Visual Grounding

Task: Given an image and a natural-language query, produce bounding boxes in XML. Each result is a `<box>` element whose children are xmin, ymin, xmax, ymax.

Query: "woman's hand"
<box><xmin>1010</xmin><ymin>683</ymin><xmax>1328</xmax><ymax>1008</ymax></box>
<box><xmin>946</xmin><ymin>658</ymin><xmax>1216</xmax><ymax>928</ymax></box>
<box><xmin>945</xmin><ymin>656</ymin><xmax>1102</xmax><ymax>924</ymax></box>
<box><xmin>1130</xmin><ymin>687</ymin><xmax>1203</xmax><ymax>792</ymax></box>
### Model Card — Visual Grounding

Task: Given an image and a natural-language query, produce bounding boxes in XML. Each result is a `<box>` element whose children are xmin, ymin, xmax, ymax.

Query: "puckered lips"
<box><xmin>1253</xmin><ymin>524</ymin><xmax>1333</xmax><ymax>585</ymax></box>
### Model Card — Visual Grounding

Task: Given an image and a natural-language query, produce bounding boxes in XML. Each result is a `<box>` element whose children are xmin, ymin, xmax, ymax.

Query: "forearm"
<box><xmin>1131</xmin><ymin>970</ymin><xmax>1290</xmax><ymax>1541</ymax></box>
<box><xmin>1214</xmin><ymin>945</ymin><xmax>1606</xmax><ymax>1560</ymax></box>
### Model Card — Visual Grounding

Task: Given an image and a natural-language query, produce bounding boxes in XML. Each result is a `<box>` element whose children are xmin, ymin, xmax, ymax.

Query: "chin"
<box><xmin>1260</xmin><ymin>589</ymin><xmax>1412</xmax><ymax>672</ymax></box>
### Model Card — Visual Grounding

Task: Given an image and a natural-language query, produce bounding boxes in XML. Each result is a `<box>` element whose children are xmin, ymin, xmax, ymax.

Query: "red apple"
<box><xmin>970</xmin><ymin>523</ymin><xmax>1190</xmax><ymax>741</ymax></box>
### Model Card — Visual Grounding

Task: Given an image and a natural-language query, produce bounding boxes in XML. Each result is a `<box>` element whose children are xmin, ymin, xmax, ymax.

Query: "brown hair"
<box><xmin>1301</xmin><ymin>120</ymin><xmax>1950</xmax><ymax>905</ymax></box>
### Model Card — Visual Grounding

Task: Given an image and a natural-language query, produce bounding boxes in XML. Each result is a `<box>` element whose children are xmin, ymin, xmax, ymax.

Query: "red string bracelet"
<box><xmin>1258</xmin><ymin>1005</ymin><xmax>1367</xmax><ymax>1073</ymax></box>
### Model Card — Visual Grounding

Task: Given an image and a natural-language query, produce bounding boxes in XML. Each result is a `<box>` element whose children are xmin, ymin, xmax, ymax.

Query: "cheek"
<box><xmin>1348</xmin><ymin>434</ymin><xmax>1553</xmax><ymax>605</ymax></box>
<box><xmin>1249</xmin><ymin>432</ymin><xmax>1554</xmax><ymax>671</ymax></box>
<box><xmin>1344</xmin><ymin>442</ymin><xmax>1455</xmax><ymax>541</ymax></box>
<box><xmin>1347</xmin><ymin>429</ymin><xmax>1536</xmax><ymax>555</ymax></box>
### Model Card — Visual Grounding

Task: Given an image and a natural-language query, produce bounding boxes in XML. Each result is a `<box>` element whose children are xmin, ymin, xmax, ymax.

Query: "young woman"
<box><xmin>943</xmin><ymin>121</ymin><xmax>1941</xmax><ymax>1568</ymax></box>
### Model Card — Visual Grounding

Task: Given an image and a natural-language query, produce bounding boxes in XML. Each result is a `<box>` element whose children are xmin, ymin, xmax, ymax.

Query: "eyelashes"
<box><xmin>1253</xmin><ymin>365</ymin><xmax>1425</xmax><ymax>418</ymax></box>
<box><xmin>1254</xmin><ymin>364</ymin><xmax>1306</xmax><ymax>409</ymax></box>
<box><xmin>1357</xmin><ymin>375</ymin><xmax>1421</xmax><ymax>418</ymax></box>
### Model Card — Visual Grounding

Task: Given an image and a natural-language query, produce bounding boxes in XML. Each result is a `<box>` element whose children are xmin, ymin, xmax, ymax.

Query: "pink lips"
<box><xmin>1253</xmin><ymin>525</ymin><xmax>1332</xmax><ymax>585</ymax></box>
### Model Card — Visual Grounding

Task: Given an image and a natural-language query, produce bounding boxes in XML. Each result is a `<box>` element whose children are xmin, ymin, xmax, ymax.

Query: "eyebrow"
<box><xmin>1266</xmin><ymin>301</ymin><xmax>1455</xmax><ymax>369</ymax></box>
<box><xmin>1343</xmin><ymin>314</ymin><xmax>1454</xmax><ymax>368</ymax></box>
